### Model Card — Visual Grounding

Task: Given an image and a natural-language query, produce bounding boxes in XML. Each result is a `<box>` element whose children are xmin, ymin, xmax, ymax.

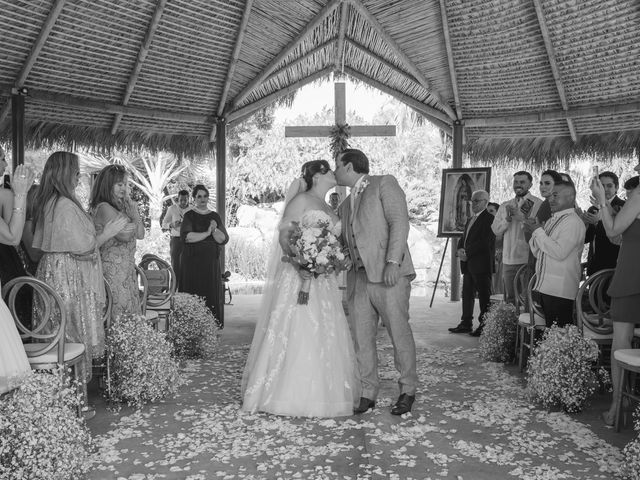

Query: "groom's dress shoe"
<box><xmin>469</xmin><ymin>326</ymin><xmax>484</xmax><ymax>337</ymax></box>
<box><xmin>449</xmin><ymin>325</ymin><xmax>472</xmax><ymax>334</ymax></box>
<box><xmin>354</xmin><ymin>397</ymin><xmax>375</xmax><ymax>414</ymax></box>
<box><xmin>391</xmin><ymin>393</ymin><xmax>415</xmax><ymax>416</ymax></box>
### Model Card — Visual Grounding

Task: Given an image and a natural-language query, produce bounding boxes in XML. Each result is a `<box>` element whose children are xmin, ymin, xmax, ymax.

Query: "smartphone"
<box><xmin>591</xmin><ymin>165</ymin><xmax>599</xmax><ymax>177</ymax></box>
<box><xmin>2</xmin><ymin>174</ymin><xmax>9</xmax><ymax>189</ymax></box>
<box><xmin>520</xmin><ymin>198</ymin><xmax>535</xmax><ymax>217</ymax></box>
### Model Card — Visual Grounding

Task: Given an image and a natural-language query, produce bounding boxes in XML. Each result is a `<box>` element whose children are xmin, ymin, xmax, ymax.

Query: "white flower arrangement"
<box><xmin>479</xmin><ymin>302</ymin><xmax>518</xmax><ymax>363</ymax></box>
<box><xmin>284</xmin><ymin>210</ymin><xmax>348</xmax><ymax>304</ymax></box>
<box><xmin>106</xmin><ymin>312</ymin><xmax>182</xmax><ymax>408</ymax></box>
<box><xmin>0</xmin><ymin>369</ymin><xmax>92</xmax><ymax>480</ymax></box>
<box><xmin>621</xmin><ymin>406</ymin><xmax>640</xmax><ymax>479</ymax></box>
<box><xmin>526</xmin><ymin>324</ymin><xmax>599</xmax><ymax>413</ymax></box>
<box><xmin>167</xmin><ymin>292</ymin><xmax>220</xmax><ymax>359</ymax></box>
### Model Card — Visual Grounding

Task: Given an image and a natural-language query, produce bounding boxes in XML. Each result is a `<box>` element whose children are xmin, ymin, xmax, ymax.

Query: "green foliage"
<box><xmin>225</xmin><ymin>230</ymin><xmax>271</xmax><ymax>281</ymax></box>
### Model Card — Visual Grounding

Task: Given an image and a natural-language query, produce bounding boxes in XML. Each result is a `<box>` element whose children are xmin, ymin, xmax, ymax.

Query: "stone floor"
<box><xmin>87</xmin><ymin>292</ymin><xmax>634</xmax><ymax>480</ymax></box>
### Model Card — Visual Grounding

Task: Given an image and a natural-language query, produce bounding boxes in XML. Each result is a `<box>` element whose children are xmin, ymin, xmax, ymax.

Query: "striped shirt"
<box><xmin>530</xmin><ymin>208</ymin><xmax>586</xmax><ymax>300</ymax></box>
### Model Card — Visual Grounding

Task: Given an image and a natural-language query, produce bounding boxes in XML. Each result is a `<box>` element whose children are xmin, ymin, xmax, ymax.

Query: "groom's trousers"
<box><xmin>347</xmin><ymin>269</ymin><xmax>418</xmax><ymax>400</ymax></box>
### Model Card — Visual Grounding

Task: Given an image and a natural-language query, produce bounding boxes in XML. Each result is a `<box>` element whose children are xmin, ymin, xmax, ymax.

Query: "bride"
<box><xmin>241</xmin><ymin>160</ymin><xmax>360</xmax><ymax>417</ymax></box>
<box><xmin>0</xmin><ymin>163</ymin><xmax>35</xmax><ymax>395</ymax></box>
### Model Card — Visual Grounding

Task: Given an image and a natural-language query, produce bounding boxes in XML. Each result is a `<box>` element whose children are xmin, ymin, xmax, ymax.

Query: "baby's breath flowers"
<box><xmin>621</xmin><ymin>406</ymin><xmax>640</xmax><ymax>479</ymax></box>
<box><xmin>0</xmin><ymin>369</ymin><xmax>92</xmax><ymax>480</ymax></box>
<box><xmin>106</xmin><ymin>312</ymin><xmax>181</xmax><ymax>408</ymax></box>
<box><xmin>167</xmin><ymin>292</ymin><xmax>220</xmax><ymax>359</ymax></box>
<box><xmin>479</xmin><ymin>302</ymin><xmax>518</xmax><ymax>363</ymax></box>
<box><xmin>526</xmin><ymin>325</ymin><xmax>599</xmax><ymax>413</ymax></box>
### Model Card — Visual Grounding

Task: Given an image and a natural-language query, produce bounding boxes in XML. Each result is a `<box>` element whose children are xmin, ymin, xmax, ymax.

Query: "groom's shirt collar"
<box><xmin>352</xmin><ymin>175</ymin><xmax>366</xmax><ymax>193</ymax></box>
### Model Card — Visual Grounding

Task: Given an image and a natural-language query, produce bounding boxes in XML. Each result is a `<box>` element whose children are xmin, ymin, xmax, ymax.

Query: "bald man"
<box><xmin>525</xmin><ymin>182</ymin><xmax>586</xmax><ymax>327</ymax></box>
<box><xmin>449</xmin><ymin>190</ymin><xmax>496</xmax><ymax>336</ymax></box>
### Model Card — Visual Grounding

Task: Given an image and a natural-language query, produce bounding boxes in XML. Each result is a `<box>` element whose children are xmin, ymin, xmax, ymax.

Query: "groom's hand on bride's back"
<box><xmin>383</xmin><ymin>262</ymin><xmax>400</xmax><ymax>286</ymax></box>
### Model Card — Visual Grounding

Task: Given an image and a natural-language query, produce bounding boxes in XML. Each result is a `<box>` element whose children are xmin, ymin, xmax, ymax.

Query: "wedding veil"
<box><xmin>240</xmin><ymin>177</ymin><xmax>306</xmax><ymax>394</ymax></box>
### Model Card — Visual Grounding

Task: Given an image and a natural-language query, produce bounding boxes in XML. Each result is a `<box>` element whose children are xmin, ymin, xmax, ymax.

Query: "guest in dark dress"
<box><xmin>591</xmin><ymin>174</ymin><xmax>640</xmax><ymax>426</ymax></box>
<box><xmin>179</xmin><ymin>185</ymin><xmax>229</xmax><ymax>325</ymax></box>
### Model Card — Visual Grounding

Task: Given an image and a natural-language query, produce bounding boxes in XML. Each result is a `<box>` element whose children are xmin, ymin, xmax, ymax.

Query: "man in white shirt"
<box><xmin>491</xmin><ymin>171</ymin><xmax>542</xmax><ymax>304</ymax></box>
<box><xmin>525</xmin><ymin>182</ymin><xmax>586</xmax><ymax>327</ymax></box>
<box><xmin>161</xmin><ymin>190</ymin><xmax>191</xmax><ymax>285</ymax></box>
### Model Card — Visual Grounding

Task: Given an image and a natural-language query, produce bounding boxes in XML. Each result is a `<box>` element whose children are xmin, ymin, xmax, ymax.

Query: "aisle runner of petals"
<box><xmin>89</xmin><ymin>345</ymin><xmax>624</xmax><ymax>480</ymax></box>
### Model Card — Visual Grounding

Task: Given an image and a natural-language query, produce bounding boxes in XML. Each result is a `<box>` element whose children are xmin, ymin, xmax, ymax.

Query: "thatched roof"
<box><xmin>1</xmin><ymin>0</ymin><xmax>639</xmax><ymax>160</ymax></box>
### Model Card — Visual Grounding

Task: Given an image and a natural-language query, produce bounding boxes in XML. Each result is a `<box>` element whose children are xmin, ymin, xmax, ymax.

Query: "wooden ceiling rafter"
<box><xmin>227</xmin><ymin>67</ymin><xmax>333</xmax><ymax>127</ymax></box>
<box><xmin>335</xmin><ymin>0</ymin><xmax>350</xmax><ymax>71</ymax></box>
<box><xmin>111</xmin><ymin>0</ymin><xmax>168</xmax><ymax>136</ymax></box>
<box><xmin>214</xmin><ymin>0</ymin><xmax>255</xmax><ymax>141</ymax></box>
<box><xmin>230</xmin><ymin>0</ymin><xmax>343</xmax><ymax>110</ymax></box>
<box><xmin>0</xmin><ymin>0</ymin><xmax>67</xmax><ymax>126</ymax></box>
<box><xmin>347</xmin><ymin>0</ymin><xmax>456</xmax><ymax>121</ymax></box>
<box><xmin>0</xmin><ymin>86</ymin><xmax>215</xmax><ymax>124</ymax></box>
<box><xmin>263</xmin><ymin>40</ymin><xmax>337</xmax><ymax>85</ymax></box>
<box><xmin>465</xmin><ymin>100</ymin><xmax>640</xmax><ymax>127</ymax></box>
<box><xmin>345</xmin><ymin>39</ymin><xmax>421</xmax><ymax>88</ymax></box>
<box><xmin>343</xmin><ymin>66</ymin><xmax>452</xmax><ymax>132</ymax></box>
<box><xmin>532</xmin><ymin>0</ymin><xmax>578</xmax><ymax>142</ymax></box>
<box><xmin>438</xmin><ymin>0</ymin><xmax>462</xmax><ymax>121</ymax></box>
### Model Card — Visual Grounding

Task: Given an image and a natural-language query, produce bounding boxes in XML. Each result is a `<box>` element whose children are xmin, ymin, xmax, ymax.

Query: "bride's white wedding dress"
<box><xmin>241</xmin><ymin>211</ymin><xmax>360</xmax><ymax>417</ymax></box>
<box><xmin>0</xmin><ymin>298</ymin><xmax>30</xmax><ymax>394</ymax></box>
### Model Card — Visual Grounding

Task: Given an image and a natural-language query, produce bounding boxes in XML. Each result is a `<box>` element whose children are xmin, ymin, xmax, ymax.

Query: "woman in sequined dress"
<box><xmin>31</xmin><ymin>152</ymin><xmax>128</xmax><ymax>380</ymax></box>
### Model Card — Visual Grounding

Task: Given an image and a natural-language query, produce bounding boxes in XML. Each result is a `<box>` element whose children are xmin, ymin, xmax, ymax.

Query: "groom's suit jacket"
<box><xmin>339</xmin><ymin>175</ymin><xmax>415</xmax><ymax>299</ymax></box>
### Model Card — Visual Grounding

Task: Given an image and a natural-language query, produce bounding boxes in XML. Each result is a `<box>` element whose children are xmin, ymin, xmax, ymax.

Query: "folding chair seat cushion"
<box><xmin>23</xmin><ymin>342</ymin><xmax>85</xmax><ymax>364</ymax></box>
<box><xmin>490</xmin><ymin>293</ymin><xmax>504</xmax><ymax>303</ymax></box>
<box><xmin>614</xmin><ymin>349</ymin><xmax>640</xmax><ymax>366</ymax></box>
<box><xmin>518</xmin><ymin>312</ymin><xmax>545</xmax><ymax>327</ymax></box>
<box><xmin>147</xmin><ymin>295</ymin><xmax>171</xmax><ymax>310</ymax></box>
<box><xmin>145</xmin><ymin>310</ymin><xmax>160</xmax><ymax>324</ymax></box>
<box><xmin>582</xmin><ymin>329</ymin><xmax>614</xmax><ymax>341</ymax></box>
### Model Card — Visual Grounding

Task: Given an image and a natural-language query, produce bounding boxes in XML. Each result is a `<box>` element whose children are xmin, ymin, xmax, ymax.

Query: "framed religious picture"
<box><xmin>437</xmin><ymin>167</ymin><xmax>491</xmax><ymax>237</ymax></box>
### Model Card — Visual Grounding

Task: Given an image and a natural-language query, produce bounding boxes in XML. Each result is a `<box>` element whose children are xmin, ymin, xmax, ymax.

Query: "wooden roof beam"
<box><xmin>0</xmin><ymin>87</ymin><xmax>214</xmax><ymax>124</ymax></box>
<box><xmin>464</xmin><ymin>101</ymin><xmax>640</xmax><ymax>127</ymax></box>
<box><xmin>111</xmin><ymin>0</ymin><xmax>168</xmax><ymax>135</ymax></box>
<box><xmin>212</xmin><ymin>0</ymin><xmax>254</xmax><ymax>140</ymax></box>
<box><xmin>335</xmin><ymin>1</ymin><xmax>349</xmax><ymax>71</ymax></box>
<box><xmin>227</xmin><ymin>68</ymin><xmax>332</xmax><ymax>126</ymax></box>
<box><xmin>347</xmin><ymin>0</ymin><xmax>456</xmax><ymax>121</ymax></box>
<box><xmin>343</xmin><ymin>66</ymin><xmax>452</xmax><ymax>132</ymax></box>
<box><xmin>263</xmin><ymin>40</ymin><xmax>337</xmax><ymax>85</ymax></box>
<box><xmin>230</xmin><ymin>0</ymin><xmax>342</xmax><ymax>110</ymax></box>
<box><xmin>438</xmin><ymin>0</ymin><xmax>462</xmax><ymax>120</ymax></box>
<box><xmin>532</xmin><ymin>0</ymin><xmax>578</xmax><ymax>142</ymax></box>
<box><xmin>346</xmin><ymin>39</ymin><xmax>421</xmax><ymax>87</ymax></box>
<box><xmin>0</xmin><ymin>0</ymin><xmax>67</xmax><ymax>125</ymax></box>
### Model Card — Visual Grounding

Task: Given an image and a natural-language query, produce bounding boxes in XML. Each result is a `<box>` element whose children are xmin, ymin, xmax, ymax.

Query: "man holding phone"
<box><xmin>162</xmin><ymin>190</ymin><xmax>191</xmax><ymax>287</ymax></box>
<box><xmin>583</xmin><ymin>171</ymin><xmax>625</xmax><ymax>276</ymax></box>
<box><xmin>491</xmin><ymin>171</ymin><xmax>542</xmax><ymax>304</ymax></box>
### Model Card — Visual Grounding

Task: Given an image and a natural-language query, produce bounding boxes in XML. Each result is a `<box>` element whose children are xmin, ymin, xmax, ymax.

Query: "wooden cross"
<box><xmin>284</xmin><ymin>82</ymin><xmax>396</xmax><ymax>142</ymax></box>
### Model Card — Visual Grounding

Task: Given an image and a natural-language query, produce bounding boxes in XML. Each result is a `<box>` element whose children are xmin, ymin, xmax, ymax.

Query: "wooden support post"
<box><xmin>450</xmin><ymin>121</ymin><xmax>463</xmax><ymax>302</ymax></box>
<box><xmin>215</xmin><ymin>119</ymin><xmax>227</xmax><ymax>327</ymax></box>
<box><xmin>11</xmin><ymin>90</ymin><xmax>25</xmax><ymax>169</ymax></box>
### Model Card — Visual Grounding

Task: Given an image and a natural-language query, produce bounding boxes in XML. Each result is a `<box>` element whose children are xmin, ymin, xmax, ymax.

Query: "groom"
<box><xmin>335</xmin><ymin>148</ymin><xmax>418</xmax><ymax>416</ymax></box>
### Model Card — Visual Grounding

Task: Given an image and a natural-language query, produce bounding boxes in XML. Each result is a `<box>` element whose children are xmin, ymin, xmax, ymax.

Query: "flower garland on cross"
<box><xmin>329</xmin><ymin>122</ymin><xmax>351</xmax><ymax>158</ymax></box>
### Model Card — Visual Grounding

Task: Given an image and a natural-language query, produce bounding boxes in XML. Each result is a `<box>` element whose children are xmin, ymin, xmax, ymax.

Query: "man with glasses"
<box><xmin>449</xmin><ymin>190</ymin><xmax>496</xmax><ymax>336</ymax></box>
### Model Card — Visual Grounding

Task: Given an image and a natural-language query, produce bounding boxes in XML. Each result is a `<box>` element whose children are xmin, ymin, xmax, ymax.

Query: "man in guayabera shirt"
<box><xmin>491</xmin><ymin>171</ymin><xmax>542</xmax><ymax>305</ymax></box>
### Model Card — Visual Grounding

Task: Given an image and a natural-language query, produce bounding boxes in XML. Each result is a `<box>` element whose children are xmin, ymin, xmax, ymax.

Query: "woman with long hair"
<box><xmin>179</xmin><ymin>184</ymin><xmax>229</xmax><ymax>324</ymax></box>
<box><xmin>90</xmin><ymin>164</ymin><xmax>144</xmax><ymax>318</ymax></box>
<box><xmin>32</xmin><ymin>152</ymin><xmax>128</xmax><ymax>383</ymax></box>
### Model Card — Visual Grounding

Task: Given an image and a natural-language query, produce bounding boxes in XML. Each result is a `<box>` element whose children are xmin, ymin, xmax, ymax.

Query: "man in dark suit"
<box><xmin>583</xmin><ymin>171</ymin><xmax>625</xmax><ymax>276</ymax></box>
<box><xmin>449</xmin><ymin>190</ymin><xmax>496</xmax><ymax>336</ymax></box>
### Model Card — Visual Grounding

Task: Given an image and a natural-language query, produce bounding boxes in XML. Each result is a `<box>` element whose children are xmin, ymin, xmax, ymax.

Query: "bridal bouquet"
<box><xmin>283</xmin><ymin>210</ymin><xmax>348</xmax><ymax>304</ymax></box>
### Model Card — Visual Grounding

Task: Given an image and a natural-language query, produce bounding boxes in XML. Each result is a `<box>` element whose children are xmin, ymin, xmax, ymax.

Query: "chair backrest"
<box><xmin>138</xmin><ymin>253</ymin><xmax>177</xmax><ymax>307</ymax></box>
<box><xmin>134</xmin><ymin>264</ymin><xmax>149</xmax><ymax>315</ymax></box>
<box><xmin>575</xmin><ymin>268</ymin><xmax>615</xmax><ymax>335</ymax></box>
<box><xmin>1</xmin><ymin>276</ymin><xmax>67</xmax><ymax>363</ymax></box>
<box><xmin>513</xmin><ymin>263</ymin><xmax>532</xmax><ymax>312</ymax></box>
<box><xmin>525</xmin><ymin>273</ymin><xmax>545</xmax><ymax>325</ymax></box>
